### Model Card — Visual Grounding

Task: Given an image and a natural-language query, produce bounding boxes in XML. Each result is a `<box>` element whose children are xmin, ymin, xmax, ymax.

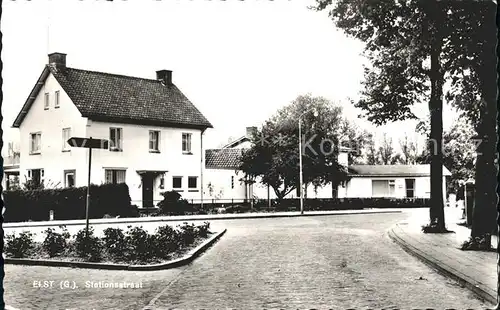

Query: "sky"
<box><xmin>1</xmin><ymin>0</ymin><xmax>457</xmax><ymax>153</ymax></box>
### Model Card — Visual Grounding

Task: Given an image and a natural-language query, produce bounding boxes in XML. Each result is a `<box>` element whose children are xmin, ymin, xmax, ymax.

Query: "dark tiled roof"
<box><xmin>348</xmin><ymin>164</ymin><xmax>452</xmax><ymax>177</ymax></box>
<box><xmin>13</xmin><ymin>65</ymin><xmax>212</xmax><ymax>129</ymax></box>
<box><xmin>205</xmin><ymin>149</ymin><xmax>245</xmax><ymax>169</ymax></box>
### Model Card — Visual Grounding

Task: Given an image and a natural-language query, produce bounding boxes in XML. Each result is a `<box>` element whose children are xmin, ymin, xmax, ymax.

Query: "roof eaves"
<box><xmin>205</xmin><ymin>166</ymin><xmax>240</xmax><ymax>170</ymax></box>
<box><xmin>12</xmin><ymin>66</ymin><xmax>52</xmax><ymax>128</ymax></box>
<box><xmin>348</xmin><ymin>173</ymin><xmax>432</xmax><ymax>177</ymax></box>
<box><xmin>87</xmin><ymin>115</ymin><xmax>213</xmax><ymax>130</ymax></box>
<box><xmin>221</xmin><ymin>136</ymin><xmax>249</xmax><ymax>149</ymax></box>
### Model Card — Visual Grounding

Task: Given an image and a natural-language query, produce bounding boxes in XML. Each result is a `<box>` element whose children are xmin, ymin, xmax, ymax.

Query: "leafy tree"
<box><xmin>336</xmin><ymin>119</ymin><xmax>372</xmax><ymax>164</ymax></box>
<box><xmin>416</xmin><ymin>117</ymin><xmax>477</xmax><ymax>196</ymax></box>
<box><xmin>311</xmin><ymin>0</ymin><xmax>494</xmax><ymax>232</ymax></box>
<box><xmin>377</xmin><ymin>133</ymin><xmax>403</xmax><ymax>165</ymax></box>
<box><xmin>443</xmin><ymin>1</ymin><xmax>498</xmax><ymax>248</ymax></box>
<box><xmin>399</xmin><ymin>135</ymin><xmax>419</xmax><ymax>165</ymax></box>
<box><xmin>358</xmin><ymin>133</ymin><xmax>404</xmax><ymax>165</ymax></box>
<box><xmin>239</xmin><ymin>94</ymin><xmax>350</xmax><ymax>201</ymax></box>
<box><xmin>364</xmin><ymin>134</ymin><xmax>379</xmax><ymax>165</ymax></box>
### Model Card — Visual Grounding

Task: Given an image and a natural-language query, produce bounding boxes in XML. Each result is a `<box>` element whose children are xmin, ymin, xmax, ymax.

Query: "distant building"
<box><xmin>346</xmin><ymin>165</ymin><xmax>451</xmax><ymax>200</ymax></box>
<box><xmin>11</xmin><ymin>52</ymin><xmax>212</xmax><ymax>207</ymax></box>
<box><xmin>204</xmin><ymin>127</ymin><xmax>450</xmax><ymax>201</ymax></box>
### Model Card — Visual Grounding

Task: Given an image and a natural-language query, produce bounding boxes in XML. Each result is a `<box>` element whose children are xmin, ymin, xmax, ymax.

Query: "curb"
<box><xmin>4</xmin><ymin>229</ymin><xmax>227</xmax><ymax>271</ymax></box>
<box><xmin>388</xmin><ymin>224</ymin><xmax>497</xmax><ymax>306</ymax></box>
<box><xmin>3</xmin><ymin>209</ymin><xmax>403</xmax><ymax>228</ymax></box>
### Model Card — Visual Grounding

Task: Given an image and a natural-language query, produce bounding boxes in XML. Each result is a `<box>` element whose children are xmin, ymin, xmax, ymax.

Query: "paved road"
<box><xmin>4</xmin><ymin>210</ymin><xmax>492</xmax><ymax>309</ymax></box>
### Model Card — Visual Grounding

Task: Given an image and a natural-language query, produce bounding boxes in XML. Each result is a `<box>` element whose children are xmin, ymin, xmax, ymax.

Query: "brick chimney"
<box><xmin>48</xmin><ymin>52</ymin><xmax>66</xmax><ymax>68</ymax></box>
<box><xmin>156</xmin><ymin>70</ymin><xmax>172</xmax><ymax>85</ymax></box>
<box><xmin>246</xmin><ymin>126</ymin><xmax>257</xmax><ymax>138</ymax></box>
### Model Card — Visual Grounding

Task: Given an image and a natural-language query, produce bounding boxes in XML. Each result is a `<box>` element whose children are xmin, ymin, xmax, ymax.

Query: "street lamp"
<box><xmin>298</xmin><ymin>108</ymin><xmax>318</xmax><ymax>215</ymax></box>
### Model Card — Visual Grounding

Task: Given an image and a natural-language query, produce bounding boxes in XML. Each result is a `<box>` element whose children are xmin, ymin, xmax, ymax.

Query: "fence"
<box><xmin>132</xmin><ymin>197</ymin><xmax>431</xmax><ymax>216</ymax></box>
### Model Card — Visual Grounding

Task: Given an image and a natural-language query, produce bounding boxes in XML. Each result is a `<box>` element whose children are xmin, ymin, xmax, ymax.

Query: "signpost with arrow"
<box><xmin>67</xmin><ymin>137</ymin><xmax>109</xmax><ymax>240</ymax></box>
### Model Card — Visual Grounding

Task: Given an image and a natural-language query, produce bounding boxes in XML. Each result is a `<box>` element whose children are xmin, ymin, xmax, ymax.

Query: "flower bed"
<box><xmin>4</xmin><ymin>222</ymin><xmax>212</xmax><ymax>265</ymax></box>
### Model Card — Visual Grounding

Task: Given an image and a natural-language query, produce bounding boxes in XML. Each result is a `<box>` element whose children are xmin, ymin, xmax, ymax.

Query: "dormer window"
<box><xmin>44</xmin><ymin>93</ymin><xmax>49</xmax><ymax>110</ymax></box>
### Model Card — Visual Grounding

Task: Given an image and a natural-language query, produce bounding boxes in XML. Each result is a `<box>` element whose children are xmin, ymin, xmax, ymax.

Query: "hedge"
<box><xmin>156</xmin><ymin>197</ymin><xmax>431</xmax><ymax>215</ymax></box>
<box><xmin>3</xmin><ymin>183</ymin><xmax>139</xmax><ymax>223</ymax></box>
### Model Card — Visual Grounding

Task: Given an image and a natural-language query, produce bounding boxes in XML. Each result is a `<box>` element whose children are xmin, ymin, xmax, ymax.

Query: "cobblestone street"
<box><xmin>4</xmin><ymin>210</ymin><xmax>492</xmax><ymax>309</ymax></box>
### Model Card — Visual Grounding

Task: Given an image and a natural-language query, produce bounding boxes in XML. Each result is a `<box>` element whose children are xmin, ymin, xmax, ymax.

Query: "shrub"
<box><xmin>102</xmin><ymin>227</ymin><xmax>127</xmax><ymax>259</ymax></box>
<box><xmin>42</xmin><ymin>226</ymin><xmax>70</xmax><ymax>257</ymax></box>
<box><xmin>3</xmin><ymin>183</ymin><xmax>138</xmax><ymax>223</ymax></box>
<box><xmin>225</xmin><ymin>205</ymin><xmax>251</xmax><ymax>214</ymax></box>
<box><xmin>196</xmin><ymin>222</ymin><xmax>211</xmax><ymax>238</ymax></box>
<box><xmin>158</xmin><ymin>191</ymin><xmax>197</xmax><ymax>215</ymax></box>
<box><xmin>5</xmin><ymin>231</ymin><xmax>35</xmax><ymax>258</ymax></box>
<box><xmin>153</xmin><ymin>225</ymin><xmax>181</xmax><ymax>258</ymax></box>
<box><xmin>177</xmin><ymin>222</ymin><xmax>197</xmax><ymax>246</ymax></box>
<box><xmin>73</xmin><ymin>227</ymin><xmax>103</xmax><ymax>262</ymax></box>
<box><xmin>124</xmin><ymin>226</ymin><xmax>155</xmax><ymax>262</ymax></box>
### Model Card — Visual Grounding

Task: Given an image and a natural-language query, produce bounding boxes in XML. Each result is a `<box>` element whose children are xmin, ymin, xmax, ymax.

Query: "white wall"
<box><xmin>86</xmin><ymin>121</ymin><xmax>204</xmax><ymax>205</ymax></box>
<box><xmin>19</xmin><ymin>73</ymin><xmax>88</xmax><ymax>188</ymax></box>
<box><xmin>203</xmin><ymin>169</ymin><xmax>247</xmax><ymax>202</ymax></box>
<box><xmin>344</xmin><ymin>176</ymin><xmax>447</xmax><ymax>199</ymax></box>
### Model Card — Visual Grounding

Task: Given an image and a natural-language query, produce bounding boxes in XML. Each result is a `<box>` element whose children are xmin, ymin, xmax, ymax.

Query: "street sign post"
<box><xmin>67</xmin><ymin>137</ymin><xmax>109</xmax><ymax>240</ymax></box>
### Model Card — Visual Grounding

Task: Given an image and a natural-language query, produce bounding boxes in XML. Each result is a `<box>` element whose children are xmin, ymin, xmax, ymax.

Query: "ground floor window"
<box><xmin>5</xmin><ymin>173</ymin><xmax>20</xmax><ymax>190</ymax></box>
<box><xmin>27</xmin><ymin>169</ymin><xmax>44</xmax><ymax>187</ymax></box>
<box><xmin>172</xmin><ymin>176</ymin><xmax>182</xmax><ymax>190</ymax></box>
<box><xmin>372</xmin><ymin>179</ymin><xmax>395</xmax><ymax>197</ymax></box>
<box><xmin>104</xmin><ymin>169</ymin><xmax>126</xmax><ymax>184</ymax></box>
<box><xmin>64</xmin><ymin>170</ymin><xmax>76</xmax><ymax>187</ymax></box>
<box><xmin>188</xmin><ymin>176</ymin><xmax>198</xmax><ymax>189</ymax></box>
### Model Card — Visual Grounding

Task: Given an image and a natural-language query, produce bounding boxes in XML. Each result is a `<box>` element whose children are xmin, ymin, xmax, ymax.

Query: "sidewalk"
<box><xmin>388</xmin><ymin>207</ymin><xmax>498</xmax><ymax>306</ymax></box>
<box><xmin>3</xmin><ymin>208</ymin><xmax>403</xmax><ymax>228</ymax></box>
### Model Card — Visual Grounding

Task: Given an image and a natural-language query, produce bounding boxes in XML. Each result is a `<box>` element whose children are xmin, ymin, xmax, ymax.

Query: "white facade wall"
<box><xmin>203</xmin><ymin>169</ymin><xmax>247</xmax><ymax>202</ymax></box>
<box><xmin>85</xmin><ymin>121</ymin><xmax>204</xmax><ymax>205</ymax></box>
<box><xmin>19</xmin><ymin>73</ymin><xmax>88</xmax><ymax>188</ymax></box>
<box><xmin>344</xmin><ymin>176</ymin><xmax>446</xmax><ymax>200</ymax></box>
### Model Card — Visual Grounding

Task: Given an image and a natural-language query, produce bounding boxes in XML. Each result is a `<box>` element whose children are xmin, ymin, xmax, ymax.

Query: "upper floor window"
<box><xmin>109</xmin><ymin>127</ymin><xmax>123</xmax><ymax>151</ymax></box>
<box><xmin>104</xmin><ymin>169</ymin><xmax>126</xmax><ymax>184</ymax></box>
<box><xmin>62</xmin><ymin>128</ymin><xmax>71</xmax><ymax>151</ymax></box>
<box><xmin>182</xmin><ymin>133</ymin><xmax>192</xmax><ymax>154</ymax></box>
<box><xmin>55</xmin><ymin>91</ymin><xmax>60</xmax><ymax>108</ymax></box>
<box><xmin>44</xmin><ymin>93</ymin><xmax>50</xmax><ymax>110</ymax></box>
<box><xmin>30</xmin><ymin>132</ymin><xmax>41</xmax><ymax>154</ymax></box>
<box><xmin>149</xmin><ymin>130</ymin><xmax>160</xmax><ymax>152</ymax></box>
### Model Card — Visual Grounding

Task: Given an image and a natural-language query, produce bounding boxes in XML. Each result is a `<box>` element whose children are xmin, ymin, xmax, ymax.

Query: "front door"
<box><xmin>142</xmin><ymin>173</ymin><xmax>154</xmax><ymax>208</ymax></box>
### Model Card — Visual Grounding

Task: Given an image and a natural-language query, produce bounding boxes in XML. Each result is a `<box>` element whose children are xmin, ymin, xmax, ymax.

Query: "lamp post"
<box><xmin>298</xmin><ymin>108</ymin><xmax>318</xmax><ymax>215</ymax></box>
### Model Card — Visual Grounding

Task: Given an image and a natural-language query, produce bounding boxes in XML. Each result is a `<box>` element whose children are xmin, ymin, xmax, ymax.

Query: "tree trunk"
<box><xmin>471</xmin><ymin>2</ymin><xmax>498</xmax><ymax>242</ymax></box>
<box><xmin>427</xmin><ymin>1</ymin><xmax>446</xmax><ymax>230</ymax></box>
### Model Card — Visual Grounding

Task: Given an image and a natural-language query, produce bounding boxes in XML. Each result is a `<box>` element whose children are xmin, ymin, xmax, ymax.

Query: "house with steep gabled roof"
<box><xmin>12</xmin><ymin>52</ymin><xmax>212</xmax><ymax>208</ymax></box>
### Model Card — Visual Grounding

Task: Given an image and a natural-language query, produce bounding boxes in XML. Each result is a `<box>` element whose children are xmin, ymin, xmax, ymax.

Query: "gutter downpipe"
<box><xmin>200</xmin><ymin>128</ymin><xmax>206</xmax><ymax>210</ymax></box>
